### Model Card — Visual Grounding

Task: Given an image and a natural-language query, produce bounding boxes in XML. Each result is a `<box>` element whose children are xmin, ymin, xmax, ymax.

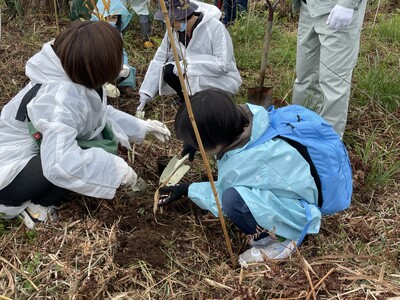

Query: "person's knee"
<box><xmin>222</xmin><ymin>187</ymin><xmax>242</xmax><ymax>218</ymax></box>
<box><xmin>163</xmin><ymin>64</ymin><xmax>175</xmax><ymax>79</ymax></box>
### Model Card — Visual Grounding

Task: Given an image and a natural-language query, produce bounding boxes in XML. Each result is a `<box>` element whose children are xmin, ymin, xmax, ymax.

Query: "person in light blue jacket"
<box><xmin>91</xmin><ymin>0</ymin><xmax>136</xmax><ymax>90</ymax></box>
<box><xmin>158</xmin><ymin>89</ymin><xmax>322</xmax><ymax>266</ymax></box>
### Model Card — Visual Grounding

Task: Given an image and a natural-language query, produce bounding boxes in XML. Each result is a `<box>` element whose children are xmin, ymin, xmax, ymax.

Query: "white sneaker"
<box><xmin>119</xmin><ymin>64</ymin><xmax>130</xmax><ymax>79</ymax></box>
<box><xmin>19</xmin><ymin>203</ymin><xmax>58</xmax><ymax>229</ymax></box>
<box><xmin>238</xmin><ymin>239</ymin><xmax>296</xmax><ymax>267</ymax></box>
<box><xmin>249</xmin><ymin>236</ymin><xmax>277</xmax><ymax>247</ymax></box>
<box><xmin>0</xmin><ymin>201</ymin><xmax>30</xmax><ymax>219</ymax></box>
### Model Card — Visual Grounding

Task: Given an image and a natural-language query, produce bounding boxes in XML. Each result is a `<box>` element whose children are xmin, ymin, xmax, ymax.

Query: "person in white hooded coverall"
<box><xmin>0</xmin><ymin>21</ymin><xmax>170</xmax><ymax>229</ymax></box>
<box><xmin>157</xmin><ymin>89</ymin><xmax>322</xmax><ymax>266</ymax></box>
<box><xmin>136</xmin><ymin>0</ymin><xmax>242</xmax><ymax>114</ymax></box>
<box><xmin>292</xmin><ymin>0</ymin><xmax>367</xmax><ymax>138</ymax></box>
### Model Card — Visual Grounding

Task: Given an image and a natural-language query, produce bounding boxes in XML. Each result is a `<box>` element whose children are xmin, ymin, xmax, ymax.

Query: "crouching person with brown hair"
<box><xmin>0</xmin><ymin>21</ymin><xmax>170</xmax><ymax>228</ymax></box>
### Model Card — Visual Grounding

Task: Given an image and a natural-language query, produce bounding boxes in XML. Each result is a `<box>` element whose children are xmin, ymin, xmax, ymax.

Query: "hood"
<box><xmin>25</xmin><ymin>41</ymin><xmax>71</xmax><ymax>84</ymax></box>
<box><xmin>194</xmin><ymin>0</ymin><xmax>222</xmax><ymax>22</ymax></box>
<box><xmin>243</xmin><ymin>104</ymin><xmax>271</xmax><ymax>146</ymax></box>
<box><xmin>216</xmin><ymin>104</ymin><xmax>252</xmax><ymax>159</ymax></box>
<box><xmin>154</xmin><ymin>0</ymin><xmax>221</xmax><ymax>22</ymax></box>
<box><xmin>91</xmin><ymin>0</ymin><xmax>132</xmax><ymax>31</ymax></box>
<box><xmin>217</xmin><ymin>104</ymin><xmax>271</xmax><ymax>159</ymax></box>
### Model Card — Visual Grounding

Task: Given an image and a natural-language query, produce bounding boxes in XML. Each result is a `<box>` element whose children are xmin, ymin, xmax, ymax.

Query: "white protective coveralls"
<box><xmin>0</xmin><ymin>42</ymin><xmax>157</xmax><ymax>200</ymax></box>
<box><xmin>188</xmin><ymin>104</ymin><xmax>322</xmax><ymax>241</ymax></box>
<box><xmin>292</xmin><ymin>0</ymin><xmax>367</xmax><ymax>137</ymax></box>
<box><xmin>139</xmin><ymin>1</ymin><xmax>242</xmax><ymax>100</ymax></box>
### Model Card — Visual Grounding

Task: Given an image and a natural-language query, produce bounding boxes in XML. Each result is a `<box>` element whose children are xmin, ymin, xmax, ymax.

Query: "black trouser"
<box><xmin>163</xmin><ymin>64</ymin><xmax>184</xmax><ymax>103</ymax></box>
<box><xmin>0</xmin><ymin>155</ymin><xmax>70</xmax><ymax>207</ymax></box>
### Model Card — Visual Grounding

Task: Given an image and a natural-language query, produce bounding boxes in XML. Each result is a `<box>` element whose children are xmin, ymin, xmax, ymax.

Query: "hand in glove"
<box><xmin>121</xmin><ymin>167</ymin><xmax>138</xmax><ymax>187</ymax></box>
<box><xmin>135</xmin><ymin>110</ymin><xmax>145</xmax><ymax>119</ymax></box>
<box><xmin>173</xmin><ymin>60</ymin><xmax>188</xmax><ymax>77</ymax></box>
<box><xmin>181</xmin><ymin>142</ymin><xmax>197</xmax><ymax>162</ymax></box>
<box><xmin>119</xmin><ymin>64</ymin><xmax>130</xmax><ymax>80</ymax></box>
<box><xmin>326</xmin><ymin>5</ymin><xmax>353</xmax><ymax>29</ymax></box>
<box><xmin>158</xmin><ymin>183</ymin><xmax>190</xmax><ymax>207</ymax></box>
<box><xmin>146</xmin><ymin>119</ymin><xmax>171</xmax><ymax>142</ymax></box>
<box><xmin>137</xmin><ymin>92</ymin><xmax>152</xmax><ymax>112</ymax></box>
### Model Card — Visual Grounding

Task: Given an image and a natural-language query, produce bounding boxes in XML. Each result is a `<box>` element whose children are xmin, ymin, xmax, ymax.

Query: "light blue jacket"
<box><xmin>91</xmin><ymin>0</ymin><xmax>132</xmax><ymax>64</ymax></box>
<box><xmin>188</xmin><ymin>104</ymin><xmax>322</xmax><ymax>241</ymax></box>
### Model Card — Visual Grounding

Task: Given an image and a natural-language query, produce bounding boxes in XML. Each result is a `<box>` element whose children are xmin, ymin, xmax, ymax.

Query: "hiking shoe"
<box><xmin>119</xmin><ymin>64</ymin><xmax>130</xmax><ymax>79</ymax></box>
<box><xmin>19</xmin><ymin>203</ymin><xmax>58</xmax><ymax>229</ymax></box>
<box><xmin>249</xmin><ymin>235</ymin><xmax>277</xmax><ymax>247</ymax></box>
<box><xmin>0</xmin><ymin>202</ymin><xmax>30</xmax><ymax>219</ymax></box>
<box><xmin>144</xmin><ymin>40</ymin><xmax>156</xmax><ymax>48</ymax></box>
<box><xmin>238</xmin><ymin>239</ymin><xmax>296</xmax><ymax>267</ymax></box>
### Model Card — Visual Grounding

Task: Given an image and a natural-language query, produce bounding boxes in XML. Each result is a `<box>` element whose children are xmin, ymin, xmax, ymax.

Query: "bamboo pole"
<box><xmin>158</xmin><ymin>0</ymin><xmax>237</xmax><ymax>268</ymax></box>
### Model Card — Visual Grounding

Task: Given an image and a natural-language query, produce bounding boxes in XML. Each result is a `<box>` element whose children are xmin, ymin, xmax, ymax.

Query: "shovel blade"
<box><xmin>247</xmin><ymin>86</ymin><xmax>273</xmax><ymax>108</ymax></box>
<box><xmin>159</xmin><ymin>154</ymin><xmax>190</xmax><ymax>185</ymax></box>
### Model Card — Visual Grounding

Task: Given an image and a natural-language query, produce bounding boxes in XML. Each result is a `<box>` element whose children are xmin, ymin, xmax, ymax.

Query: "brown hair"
<box><xmin>53</xmin><ymin>20</ymin><xmax>123</xmax><ymax>89</ymax></box>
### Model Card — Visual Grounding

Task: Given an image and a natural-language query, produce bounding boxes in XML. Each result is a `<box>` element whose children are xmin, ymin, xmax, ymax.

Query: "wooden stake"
<box><xmin>53</xmin><ymin>0</ymin><xmax>59</xmax><ymax>34</ymax></box>
<box><xmin>158</xmin><ymin>0</ymin><xmax>237</xmax><ymax>268</ymax></box>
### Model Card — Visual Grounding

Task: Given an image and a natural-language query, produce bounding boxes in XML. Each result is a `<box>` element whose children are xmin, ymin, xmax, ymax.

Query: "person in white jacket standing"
<box><xmin>292</xmin><ymin>0</ymin><xmax>367</xmax><ymax>138</ymax></box>
<box><xmin>136</xmin><ymin>0</ymin><xmax>242</xmax><ymax>114</ymax></box>
<box><xmin>0</xmin><ymin>20</ymin><xmax>170</xmax><ymax>229</ymax></box>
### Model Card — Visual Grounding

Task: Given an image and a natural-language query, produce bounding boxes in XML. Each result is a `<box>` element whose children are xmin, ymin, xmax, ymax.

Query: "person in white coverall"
<box><xmin>0</xmin><ymin>21</ymin><xmax>170</xmax><ymax>229</ymax></box>
<box><xmin>292</xmin><ymin>0</ymin><xmax>367</xmax><ymax>138</ymax></box>
<box><xmin>136</xmin><ymin>0</ymin><xmax>242</xmax><ymax>114</ymax></box>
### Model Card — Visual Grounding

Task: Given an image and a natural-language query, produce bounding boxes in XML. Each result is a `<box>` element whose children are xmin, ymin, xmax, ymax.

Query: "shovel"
<box><xmin>153</xmin><ymin>154</ymin><xmax>190</xmax><ymax>215</ymax></box>
<box><xmin>158</xmin><ymin>154</ymin><xmax>190</xmax><ymax>186</ymax></box>
<box><xmin>247</xmin><ymin>0</ymin><xmax>279</xmax><ymax>108</ymax></box>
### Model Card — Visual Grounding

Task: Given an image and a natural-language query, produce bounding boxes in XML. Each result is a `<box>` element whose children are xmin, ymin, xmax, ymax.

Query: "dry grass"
<box><xmin>0</xmin><ymin>4</ymin><xmax>399</xmax><ymax>300</ymax></box>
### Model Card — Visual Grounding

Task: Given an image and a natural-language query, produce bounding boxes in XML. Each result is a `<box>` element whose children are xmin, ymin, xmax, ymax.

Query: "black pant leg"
<box><xmin>0</xmin><ymin>155</ymin><xmax>70</xmax><ymax>207</ymax></box>
<box><xmin>163</xmin><ymin>64</ymin><xmax>184</xmax><ymax>103</ymax></box>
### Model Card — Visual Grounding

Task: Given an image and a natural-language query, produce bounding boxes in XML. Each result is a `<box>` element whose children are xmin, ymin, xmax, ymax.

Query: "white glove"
<box><xmin>173</xmin><ymin>60</ymin><xmax>188</xmax><ymax>76</ymax></box>
<box><xmin>137</xmin><ymin>92</ymin><xmax>151</xmax><ymax>112</ymax></box>
<box><xmin>105</xmin><ymin>83</ymin><xmax>120</xmax><ymax>98</ymax></box>
<box><xmin>326</xmin><ymin>5</ymin><xmax>354</xmax><ymax>30</ymax></box>
<box><xmin>121</xmin><ymin>167</ymin><xmax>138</xmax><ymax>186</ymax></box>
<box><xmin>145</xmin><ymin>119</ymin><xmax>171</xmax><ymax>143</ymax></box>
<box><xmin>135</xmin><ymin>110</ymin><xmax>145</xmax><ymax>119</ymax></box>
<box><xmin>119</xmin><ymin>64</ymin><xmax>130</xmax><ymax>79</ymax></box>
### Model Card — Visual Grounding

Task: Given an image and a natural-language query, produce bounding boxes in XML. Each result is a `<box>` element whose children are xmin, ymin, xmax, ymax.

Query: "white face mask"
<box><xmin>108</xmin><ymin>21</ymin><xmax>117</xmax><ymax>27</ymax></box>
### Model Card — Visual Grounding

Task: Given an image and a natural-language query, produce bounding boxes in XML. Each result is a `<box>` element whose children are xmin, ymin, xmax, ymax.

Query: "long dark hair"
<box><xmin>175</xmin><ymin>89</ymin><xmax>244</xmax><ymax>150</ymax></box>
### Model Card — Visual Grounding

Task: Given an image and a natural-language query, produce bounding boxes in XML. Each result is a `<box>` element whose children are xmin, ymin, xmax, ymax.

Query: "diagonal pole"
<box><xmin>53</xmin><ymin>0</ymin><xmax>60</xmax><ymax>34</ymax></box>
<box><xmin>158</xmin><ymin>0</ymin><xmax>236</xmax><ymax>268</ymax></box>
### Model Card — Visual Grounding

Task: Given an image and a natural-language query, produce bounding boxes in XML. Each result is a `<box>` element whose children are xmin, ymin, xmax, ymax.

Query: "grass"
<box><xmin>230</xmin><ymin>9</ymin><xmax>298</xmax><ymax>103</ymax></box>
<box><xmin>0</xmin><ymin>0</ymin><xmax>400</xmax><ymax>299</ymax></box>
